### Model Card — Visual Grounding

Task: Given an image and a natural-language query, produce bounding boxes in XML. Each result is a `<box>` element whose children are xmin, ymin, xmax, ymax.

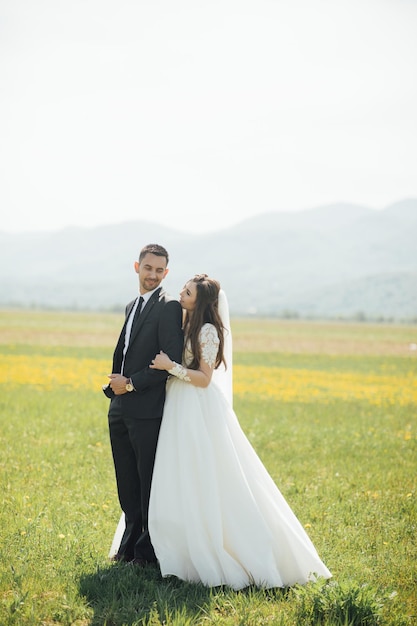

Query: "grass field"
<box><xmin>0</xmin><ymin>310</ymin><xmax>416</xmax><ymax>625</ymax></box>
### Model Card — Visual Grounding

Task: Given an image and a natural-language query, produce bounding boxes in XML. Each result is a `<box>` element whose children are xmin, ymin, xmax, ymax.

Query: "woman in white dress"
<box><xmin>145</xmin><ymin>274</ymin><xmax>332</xmax><ymax>590</ymax></box>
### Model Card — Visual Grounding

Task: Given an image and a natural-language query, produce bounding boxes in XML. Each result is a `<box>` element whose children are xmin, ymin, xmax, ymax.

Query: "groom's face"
<box><xmin>135</xmin><ymin>253</ymin><xmax>169</xmax><ymax>293</ymax></box>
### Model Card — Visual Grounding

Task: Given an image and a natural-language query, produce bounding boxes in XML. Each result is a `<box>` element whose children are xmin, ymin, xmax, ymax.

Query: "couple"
<box><xmin>104</xmin><ymin>243</ymin><xmax>331</xmax><ymax>590</ymax></box>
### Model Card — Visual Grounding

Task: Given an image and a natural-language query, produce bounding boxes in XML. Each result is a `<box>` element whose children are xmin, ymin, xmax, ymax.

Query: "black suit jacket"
<box><xmin>106</xmin><ymin>287</ymin><xmax>183</xmax><ymax>419</ymax></box>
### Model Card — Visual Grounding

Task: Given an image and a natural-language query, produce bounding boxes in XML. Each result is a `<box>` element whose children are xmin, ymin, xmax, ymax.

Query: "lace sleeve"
<box><xmin>167</xmin><ymin>361</ymin><xmax>191</xmax><ymax>382</ymax></box>
<box><xmin>199</xmin><ymin>324</ymin><xmax>220</xmax><ymax>368</ymax></box>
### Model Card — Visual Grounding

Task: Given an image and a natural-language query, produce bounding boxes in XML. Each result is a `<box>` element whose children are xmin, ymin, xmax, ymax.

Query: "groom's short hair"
<box><xmin>139</xmin><ymin>244</ymin><xmax>169</xmax><ymax>265</ymax></box>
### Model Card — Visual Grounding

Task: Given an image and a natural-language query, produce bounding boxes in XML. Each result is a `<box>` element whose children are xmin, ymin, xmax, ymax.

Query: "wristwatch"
<box><xmin>125</xmin><ymin>378</ymin><xmax>134</xmax><ymax>392</ymax></box>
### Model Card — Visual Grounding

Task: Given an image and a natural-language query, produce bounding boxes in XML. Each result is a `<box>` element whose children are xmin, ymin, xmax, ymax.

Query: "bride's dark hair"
<box><xmin>183</xmin><ymin>274</ymin><xmax>226</xmax><ymax>372</ymax></box>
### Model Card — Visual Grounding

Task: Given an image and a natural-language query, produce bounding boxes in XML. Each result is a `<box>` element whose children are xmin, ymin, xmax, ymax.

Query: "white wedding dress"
<box><xmin>145</xmin><ymin>322</ymin><xmax>332</xmax><ymax>590</ymax></box>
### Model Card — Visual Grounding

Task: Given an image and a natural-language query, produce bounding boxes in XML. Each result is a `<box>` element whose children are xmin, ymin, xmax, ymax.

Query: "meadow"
<box><xmin>0</xmin><ymin>310</ymin><xmax>416</xmax><ymax>626</ymax></box>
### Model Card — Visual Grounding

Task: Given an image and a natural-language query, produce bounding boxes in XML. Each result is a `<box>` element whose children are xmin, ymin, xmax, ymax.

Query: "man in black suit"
<box><xmin>104</xmin><ymin>243</ymin><xmax>183</xmax><ymax>565</ymax></box>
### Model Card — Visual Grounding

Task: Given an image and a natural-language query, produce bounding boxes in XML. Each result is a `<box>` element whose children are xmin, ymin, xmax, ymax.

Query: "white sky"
<box><xmin>1</xmin><ymin>0</ymin><xmax>416</xmax><ymax>234</ymax></box>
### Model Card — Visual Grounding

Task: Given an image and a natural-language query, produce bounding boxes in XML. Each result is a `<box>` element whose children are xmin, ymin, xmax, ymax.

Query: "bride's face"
<box><xmin>179</xmin><ymin>281</ymin><xmax>197</xmax><ymax>311</ymax></box>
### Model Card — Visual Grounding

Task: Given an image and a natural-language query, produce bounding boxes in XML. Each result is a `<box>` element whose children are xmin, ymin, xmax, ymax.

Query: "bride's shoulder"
<box><xmin>199</xmin><ymin>323</ymin><xmax>220</xmax><ymax>344</ymax></box>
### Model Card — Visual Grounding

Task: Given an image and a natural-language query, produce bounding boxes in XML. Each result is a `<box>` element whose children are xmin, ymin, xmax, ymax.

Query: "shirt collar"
<box><xmin>140</xmin><ymin>286</ymin><xmax>160</xmax><ymax>304</ymax></box>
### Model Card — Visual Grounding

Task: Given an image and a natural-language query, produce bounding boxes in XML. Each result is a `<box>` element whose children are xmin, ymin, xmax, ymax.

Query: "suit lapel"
<box><xmin>114</xmin><ymin>299</ymin><xmax>136</xmax><ymax>358</ymax></box>
<box><xmin>126</xmin><ymin>300</ymin><xmax>136</xmax><ymax>320</ymax></box>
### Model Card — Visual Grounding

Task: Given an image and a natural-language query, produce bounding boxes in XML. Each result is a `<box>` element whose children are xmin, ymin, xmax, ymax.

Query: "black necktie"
<box><xmin>131</xmin><ymin>296</ymin><xmax>144</xmax><ymax>327</ymax></box>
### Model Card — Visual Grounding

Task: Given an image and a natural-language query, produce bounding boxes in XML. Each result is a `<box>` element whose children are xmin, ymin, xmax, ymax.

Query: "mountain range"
<box><xmin>1</xmin><ymin>198</ymin><xmax>416</xmax><ymax>320</ymax></box>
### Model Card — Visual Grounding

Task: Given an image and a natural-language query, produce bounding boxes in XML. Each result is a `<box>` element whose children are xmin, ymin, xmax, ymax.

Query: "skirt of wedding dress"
<box><xmin>142</xmin><ymin>377</ymin><xmax>332</xmax><ymax>590</ymax></box>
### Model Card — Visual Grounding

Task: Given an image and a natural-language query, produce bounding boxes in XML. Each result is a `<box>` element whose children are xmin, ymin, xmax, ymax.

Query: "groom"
<box><xmin>103</xmin><ymin>243</ymin><xmax>183</xmax><ymax>565</ymax></box>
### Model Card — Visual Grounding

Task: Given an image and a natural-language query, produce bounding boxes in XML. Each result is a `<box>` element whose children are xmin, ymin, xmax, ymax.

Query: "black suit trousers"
<box><xmin>108</xmin><ymin>396</ymin><xmax>162</xmax><ymax>562</ymax></box>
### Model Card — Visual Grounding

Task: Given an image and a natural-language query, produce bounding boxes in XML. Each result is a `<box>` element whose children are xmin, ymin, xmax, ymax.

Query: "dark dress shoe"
<box><xmin>110</xmin><ymin>553</ymin><xmax>133</xmax><ymax>563</ymax></box>
<box><xmin>131</xmin><ymin>558</ymin><xmax>157</xmax><ymax>567</ymax></box>
<box><xmin>131</xmin><ymin>558</ymin><xmax>146</xmax><ymax>567</ymax></box>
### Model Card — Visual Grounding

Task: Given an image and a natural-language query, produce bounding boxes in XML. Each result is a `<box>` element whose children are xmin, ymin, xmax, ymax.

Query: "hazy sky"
<box><xmin>1</xmin><ymin>0</ymin><xmax>416</xmax><ymax>234</ymax></box>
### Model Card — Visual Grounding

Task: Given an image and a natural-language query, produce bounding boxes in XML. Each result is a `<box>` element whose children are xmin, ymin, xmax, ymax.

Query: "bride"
<box><xmin>111</xmin><ymin>274</ymin><xmax>331</xmax><ymax>590</ymax></box>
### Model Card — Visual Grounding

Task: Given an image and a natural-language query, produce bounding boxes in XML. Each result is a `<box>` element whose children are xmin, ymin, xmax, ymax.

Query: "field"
<box><xmin>0</xmin><ymin>310</ymin><xmax>416</xmax><ymax>625</ymax></box>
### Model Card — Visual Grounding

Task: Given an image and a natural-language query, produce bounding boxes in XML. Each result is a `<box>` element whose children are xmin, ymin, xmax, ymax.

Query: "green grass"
<box><xmin>0</xmin><ymin>311</ymin><xmax>416</xmax><ymax>625</ymax></box>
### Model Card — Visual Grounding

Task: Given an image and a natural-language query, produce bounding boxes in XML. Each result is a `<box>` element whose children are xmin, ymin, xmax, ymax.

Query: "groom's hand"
<box><xmin>108</xmin><ymin>373</ymin><xmax>129</xmax><ymax>395</ymax></box>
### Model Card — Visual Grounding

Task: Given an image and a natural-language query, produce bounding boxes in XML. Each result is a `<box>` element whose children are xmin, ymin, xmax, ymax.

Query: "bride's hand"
<box><xmin>150</xmin><ymin>351</ymin><xmax>174</xmax><ymax>371</ymax></box>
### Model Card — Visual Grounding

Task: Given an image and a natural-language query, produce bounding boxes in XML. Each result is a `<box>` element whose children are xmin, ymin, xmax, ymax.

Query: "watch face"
<box><xmin>126</xmin><ymin>383</ymin><xmax>134</xmax><ymax>392</ymax></box>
